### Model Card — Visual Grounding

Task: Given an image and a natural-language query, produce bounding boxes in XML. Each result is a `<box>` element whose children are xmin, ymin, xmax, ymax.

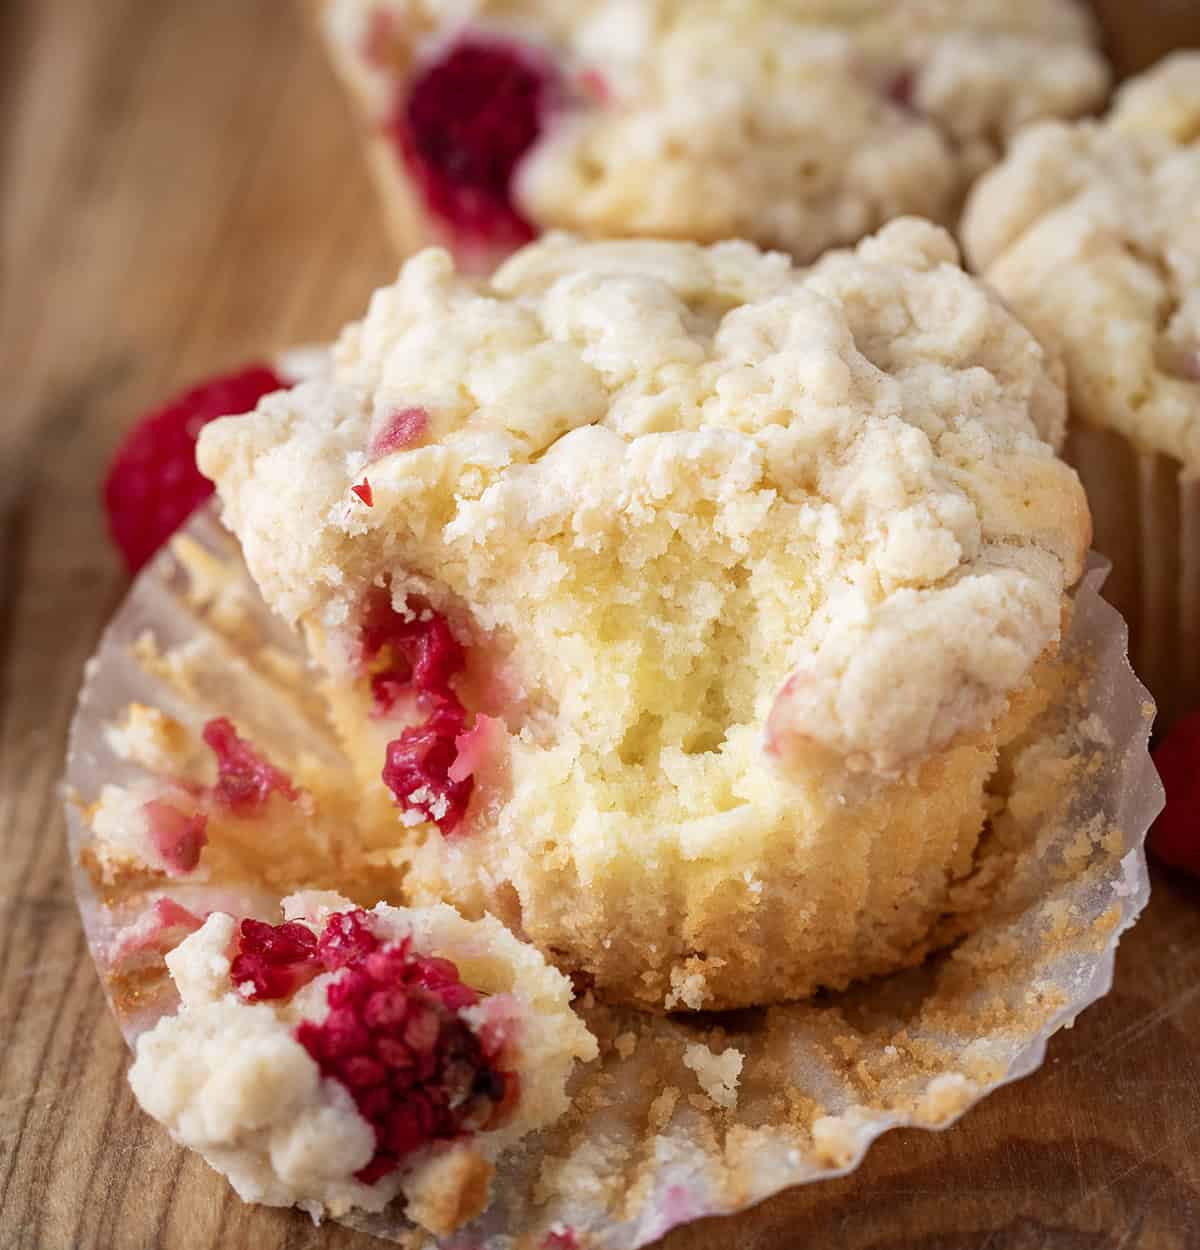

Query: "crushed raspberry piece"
<box><xmin>884</xmin><ymin>66</ymin><xmax>920</xmax><ymax>114</ymax></box>
<box><xmin>358</xmin><ymin>589</ymin><xmax>480</xmax><ymax>832</ymax></box>
<box><xmin>293</xmin><ymin>910</ymin><xmax>514</xmax><ymax>1183</ymax></box>
<box><xmin>361</xmin><ymin>590</ymin><xmax>466</xmax><ymax>704</ymax></box>
<box><xmin>143</xmin><ymin>799</ymin><xmax>208</xmax><ymax>875</ymax></box>
<box><xmin>231</xmin><ymin>917</ymin><xmax>321</xmax><ymax>1001</ymax></box>
<box><xmin>383</xmin><ymin>696</ymin><xmax>475</xmax><ymax>834</ymax></box>
<box><xmin>103</xmin><ymin>364</ymin><xmax>288</xmax><ymax>573</ymax></box>
<box><xmin>1150</xmin><ymin>711</ymin><xmax>1200</xmax><ymax>876</ymax></box>
<box><xmin>110</xmin><ymin>898</ymin><xmax>204</xmax><ymax>964</ymax></box>
<box><xmin>318</xmin><ymin>909</ymin><xmax>379</xmax><ymax>970</ymax></box>
<box><xmin>449</xmin><ymin>713</ymin><xmax>501</xmax><ymax>785</ymax></box>
<box><xmin>579</xmin><ymin>68</ymin><xmax>609</xmax><ymax>104</ymax></box>
<box><xmin>202</xmin><ymin>718</ymin><xmax>300</xmax><ymax>816</ymax></box>
<box><xmin>392</xmin><ymin>36</ymin><xmax>560</xmax><ymax>252</ymax></box>
<box><xmin>370</xmin><ymin>407</ymin><xmax>429</xmax><ymax>458</ymax></box>
<box><xmin>351</xmin><ymin>478</ymin><xmax>374</xmax><ymax>507</ymax></box>
<box><xmin>541</xmin><ymin>1228</ymin><xmax>580</xmax><ymax>1250</ymax></box>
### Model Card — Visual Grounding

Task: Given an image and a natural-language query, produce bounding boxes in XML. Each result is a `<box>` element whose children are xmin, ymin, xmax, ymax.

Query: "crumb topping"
<box><xmin>962</xmin><ymin>52</ymin><xmax>1200</xmax><ymax>466</ymax></box>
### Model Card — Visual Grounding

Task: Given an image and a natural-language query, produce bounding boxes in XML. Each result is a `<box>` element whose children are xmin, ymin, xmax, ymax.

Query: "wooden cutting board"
<box><xmin>3</xmin><ymin>3</ymin><xmax>1200</xmax><ymax>1247</ymax></box>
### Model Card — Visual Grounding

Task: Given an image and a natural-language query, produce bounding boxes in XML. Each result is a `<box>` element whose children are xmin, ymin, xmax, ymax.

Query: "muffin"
<box><xmin>198</xmin><ymin>221</ymin><xmax>1089</xmax><ymax>1011</ymax></box>
<box><xmin>962</xmin><ymin>52</ymin><xmax>1200</xmax><ymax>729</ymax></box>
<box><xmin>315</xmin><ymin>0</ymin><xmax>1109</xmax><ymax>270</ymax></box>
<box><xmin>128</xmin><ymin>891</ymin><xmax>596</xmax><ymax>1235</ymax></box>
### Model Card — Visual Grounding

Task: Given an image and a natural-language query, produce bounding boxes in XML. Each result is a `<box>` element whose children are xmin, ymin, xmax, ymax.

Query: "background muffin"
<box><xmin>962</xmin><ymin>52</ymin><xmax>1200</xmax><ymax>729</ymax></box>
<box><xmin>198</xmin><ymin>221</ymin><xmax>1089</xmax><ymax>1010</ymax></box>
<box><xmin>315</xmin><ymin>0</ymin><xmax>1109</xmax><ymax>270</ymax></box>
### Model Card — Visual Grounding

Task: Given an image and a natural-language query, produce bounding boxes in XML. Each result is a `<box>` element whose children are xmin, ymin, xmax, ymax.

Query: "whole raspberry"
<box><xmin>103</xmin><ymin>364</ymin><xmax>287</xmax><ymax>573</ymax></box>
<box><xmin>1150</xmin><ymin>710</ymin><xmax>1200</xmax><ymax>876</ymax></box>
<box><xmin>392</xmin><ymin>36</ymin><xmax>560</xmax><ymax>253</ymax></box>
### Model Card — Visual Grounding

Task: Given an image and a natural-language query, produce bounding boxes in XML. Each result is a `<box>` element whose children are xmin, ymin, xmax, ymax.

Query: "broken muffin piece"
<box><xmin>128</xmin><ymin>891</ymin><xmax>596</xmax><ymax>1234</ymax></box>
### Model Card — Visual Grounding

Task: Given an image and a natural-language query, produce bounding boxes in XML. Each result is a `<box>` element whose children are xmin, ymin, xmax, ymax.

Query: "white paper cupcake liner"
<box><xmin>1067</xmin><ymin>422</ymin><xmax>1200</xmax><ymax>732</ymax></box>
<box><xmin>66</xmin><ymin>504</ymin><xmax>1160</xmax><ymax>1250</ymax></box>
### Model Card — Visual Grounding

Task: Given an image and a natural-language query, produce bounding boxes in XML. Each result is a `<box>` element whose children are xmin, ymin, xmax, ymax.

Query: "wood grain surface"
<box><xmin>3</xmin><ymin>3</ymin><xmax>1200</xmax><ymax>1248</ymax></box>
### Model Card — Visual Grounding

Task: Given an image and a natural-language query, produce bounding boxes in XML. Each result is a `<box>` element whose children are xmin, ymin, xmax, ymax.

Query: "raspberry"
<box><xmin>359</xmin><ymin>590</ymin><xmax>465</xmax><ymax>695</ymax></box>
<box><xmin>202</xmin><ymin>718</ymin><xmax>301</xmax><ymax>816</ymax></box>
<box><xmin>318</xmin><ymin>909</ymin><xmax>379</xmax><ymax>970</ymax></box>
<box><xmin>290</xmin><ymin>909</ymin><xmax>514</xmax><ymax>1184</ymax></box>
<box><xmin>103</xmin><ymin>364</ymin><xmax>287</xmax><ymax>573</ymax></box>
<box><xmin>351</xmin><ymin>478</ymin><xmax>374</xmax><ymax>507</ymax></box>
<box><xmin>370</xmin><ymin>407</ymin><xmax>428</xmax><ymax>458</ymax></box>
<box><xmin>143</xmin><ymin>799</ymin><xmax>208</xmax><ymax>875</ymax></box>
<box><xmin>392</xmin><ymin>37</ymin><xmax>560</xmax><ymax>253</ymax></box>
<box><xmin>1150</xmin><ymin>711</ymin><xmax>1200</xmax><ymax>876</ymax></box>
<box><xmin>541</xmin><ymin>1229</ymin><xmax>580</xmax><ymax>1250</ymax></box>
<box><xmin>358</xmin><ymin>589</ymin><xmax>478</xmax><ymax>833</ymax></box>
<box><xmin>231</xmin><ymin>918</ymin><xmax>321</xmax><ymax>1002</ymax></box>
<box><xmin>382</xmin><ymin>695</ymin><xmax>475</xmax><ymax>834</ymax></box>
<box><xmin>110</xmin><ymin>898</ymin><xmax>204</xmax><ymax>964</ymax></box>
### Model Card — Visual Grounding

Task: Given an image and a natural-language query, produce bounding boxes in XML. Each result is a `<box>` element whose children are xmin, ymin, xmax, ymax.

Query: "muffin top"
<box><xmin>962</xmin><ymin>52</ymin><xmax>1200</xmax><ymax>467</ymax></box>
<box><xmin>199</xmin><ymin>221</ymin><xmax>1087</xmax><ymax>775</ymax></box>
<box><xmin>322</xmin><ymin>0</ymin><xmax>1108</xmax><ymax>263</ymax></box>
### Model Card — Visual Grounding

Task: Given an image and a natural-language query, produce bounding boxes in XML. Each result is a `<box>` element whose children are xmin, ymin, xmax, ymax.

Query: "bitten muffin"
<box><xmin>962</xmin><ymin>52</ymin><xmax>1200</xmax><ymax>728</ymax></box>
<box><xmin>129</xmin><ymin>891</ymin><xmax>596</xmax><ymax>1235</ymax></box>
<box><xmin>198</xmin><ymin>221</ymin><xmax>1090</xmax><ymax>1010</ymax></box>
<box><xmin>315</xmin><ymin>0</ymin><xmax>1108</xmax><ymax>269</ymax></box>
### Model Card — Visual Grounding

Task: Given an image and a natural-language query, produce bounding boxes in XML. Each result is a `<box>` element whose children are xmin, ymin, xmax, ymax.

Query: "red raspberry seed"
<box><xmin>103</xmin><ymin>364</ymin><xmax>288</xmax><ymax>573</ymax></box>
<box><xmin>370</xmin><ymin>407</ymin><xmax>429</xmax><ymax>458</ymax></box>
